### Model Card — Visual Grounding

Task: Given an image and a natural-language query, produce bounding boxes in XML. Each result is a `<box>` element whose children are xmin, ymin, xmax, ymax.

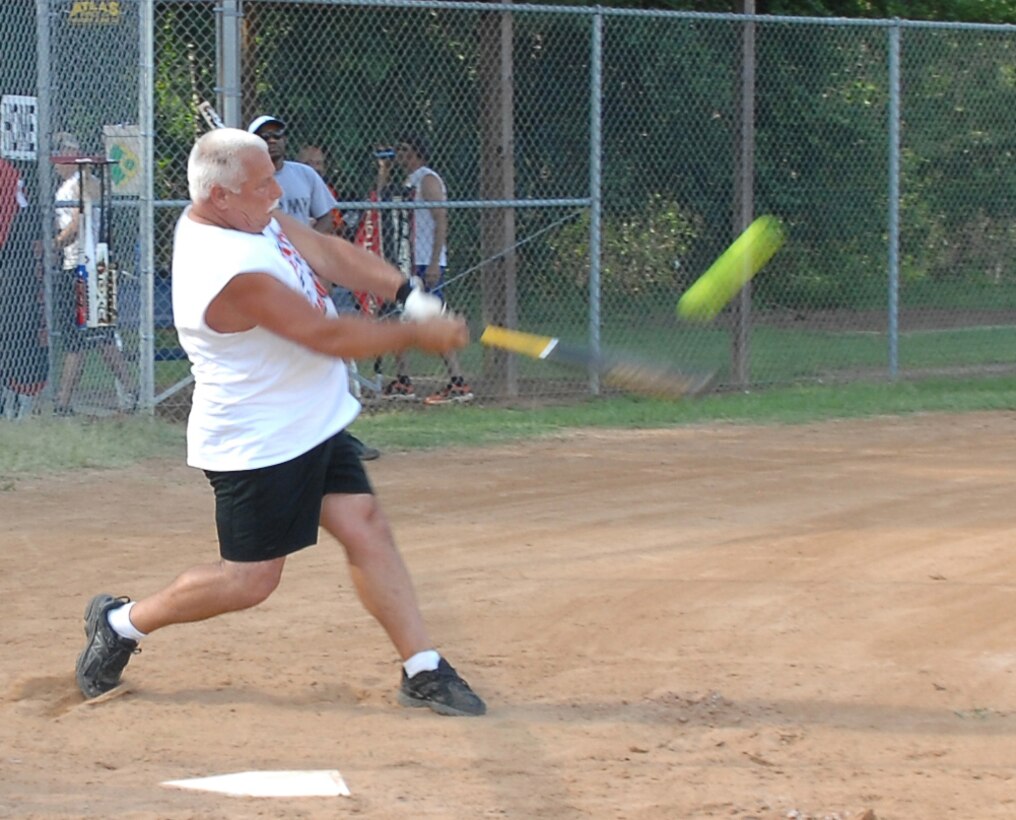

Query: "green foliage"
<box><xmin>753</xmin><ymin>239</ymin><xmax>887</xmax><ymax>310</ymax></box>
<box><xmin>145</xmin><ymin>1</ymin><xmax>1014</xmax><ymax>316</ymax></box>
<box><xmin>546</xmin><ymin>194</ymin><xmax>702</xmax><ymax>300</ymax></box>
<box><xmin>897</xmin><ymin>31</ymin><xmax>1016</xmax><ymax>284</ymax></box>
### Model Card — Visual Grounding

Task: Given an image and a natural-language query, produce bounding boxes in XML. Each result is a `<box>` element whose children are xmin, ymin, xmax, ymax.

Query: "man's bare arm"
<box><xmin>205</xmin><ymin>271</ymin><xmax>467</xmax><ymax>360</ymax></box>
<box><xmin>274</xmin><ymin>211</ymin><xmax>403</xmax><ymax>297</ymax></box>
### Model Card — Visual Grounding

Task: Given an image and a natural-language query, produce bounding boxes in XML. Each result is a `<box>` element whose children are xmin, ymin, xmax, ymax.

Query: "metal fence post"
<box><xmin>140</xmin><ymin>0</ymin><xmax>155</xmax><ymax>411</ymax></box>
<box><xmin>588</xmin><ymin>7</ymin><xmax>603</xmax><ymax>396</ymax></box>
<box><xmin>887</xmin><ymin>19</ymin><xmax>901</xmax><ymax>380</ymax></box>
<box><xmin>732</xmin><ymin>0</ymin><xmax>757</xmax><ymax>389</ymax></box>
<box><xmin>218</xmin><ymin>0</ymin><xmax>243</xmax><ymax>127</ymax></box>
<box><xmin>35</xmin><ymin>0</ymin><xmax>55</xmax><ymax>401</ymax></box>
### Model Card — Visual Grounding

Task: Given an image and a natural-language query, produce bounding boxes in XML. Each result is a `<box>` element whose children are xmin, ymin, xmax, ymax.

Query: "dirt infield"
<box><xmin>2</xmin><ymin>412</ymin><xmax>1015</xmax><ymax>819</ymax></box>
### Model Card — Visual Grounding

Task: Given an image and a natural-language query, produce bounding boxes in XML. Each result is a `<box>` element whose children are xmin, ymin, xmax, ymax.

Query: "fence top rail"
<box><xmin>158</xmin><ymin>0</ymin><xmax>1016</xmax><ymax>33</ymax></box>
<box><xmin>155</xmin><ymin>197</ymin><xmax>593</xmax><ymax>211</ymax></box>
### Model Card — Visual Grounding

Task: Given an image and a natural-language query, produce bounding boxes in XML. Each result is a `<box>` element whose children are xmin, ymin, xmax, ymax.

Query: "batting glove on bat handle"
<box><xmin>396</xmin><ymin>276</ymin><xmax>445</xmax><ymax>321</ymax></box>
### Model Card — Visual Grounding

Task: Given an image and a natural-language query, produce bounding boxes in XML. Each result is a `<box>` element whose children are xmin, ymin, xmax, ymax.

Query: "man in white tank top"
<box><xmin>381</xmin><ymin>133</ymin><xmax>474</xmax><ymax>405</ymax></box>
<box><xmin>73</xmin><ymin>129</ymin><xmax>486</xmax><ymax>717</ymax></box>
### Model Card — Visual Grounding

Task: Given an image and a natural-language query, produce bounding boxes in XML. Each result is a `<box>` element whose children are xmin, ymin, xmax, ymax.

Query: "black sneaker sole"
<box><xmin>76</xmin><ymin>593</ymin><xmax>117</xmax><ymax>698</ymax></box>
<box><xmin>396</xmin><ymin>689</ymin><xmax>486</xmax><ymax>717</ymax></box>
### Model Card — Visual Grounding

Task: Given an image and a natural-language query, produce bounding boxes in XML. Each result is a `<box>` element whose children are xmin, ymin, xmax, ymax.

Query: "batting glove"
<box><xmin>396</xmin><ymin>276</ymin><xmax>445</xmax><ymax>321</ymax></box>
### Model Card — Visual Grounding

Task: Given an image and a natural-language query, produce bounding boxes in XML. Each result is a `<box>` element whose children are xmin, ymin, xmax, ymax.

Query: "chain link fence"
<box><xmin>1</xmin><ymin>0</ymin><xmax>143</xmax><ymax>420</ymax></box>
<box><xmin>1</xmin><ymin>1</ymin><xmax>1014</xmax><ymax>422</ymax></box>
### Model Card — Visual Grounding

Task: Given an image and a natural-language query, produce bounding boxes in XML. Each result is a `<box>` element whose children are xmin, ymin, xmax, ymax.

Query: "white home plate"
<box><xmin>162</xmin><ymin>770</ymin><xmax>350</xmax><ymax>797</ymax></box>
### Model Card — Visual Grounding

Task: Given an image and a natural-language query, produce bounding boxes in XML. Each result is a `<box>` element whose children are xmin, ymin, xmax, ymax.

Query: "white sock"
<box><xmin>403</xmin><ymin>649</ymin><xmax>440</xmax><ymax>678</ymax></box>
<box><xmin>107</xmin><ymin>601</ymin><xmax>148</xmax><ymax>642</ymax></box>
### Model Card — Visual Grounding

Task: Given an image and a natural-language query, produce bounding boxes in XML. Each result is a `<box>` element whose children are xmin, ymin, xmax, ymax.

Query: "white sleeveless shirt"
<box><xmin>172</xmin><ymin>211</ymin><xmax>359</xmax><ymax>470</ymax></box>
<box><xmin>406</xmin><ymin>166</ymin><xmax>447</xmax><ymax>268</ymax></box>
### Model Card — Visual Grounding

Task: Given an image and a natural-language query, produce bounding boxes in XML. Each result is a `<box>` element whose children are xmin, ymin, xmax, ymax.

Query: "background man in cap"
<box><xmin>247</xmin><ymin>116</ymin><xmax>337</xmax><ymax>235</ymax></box>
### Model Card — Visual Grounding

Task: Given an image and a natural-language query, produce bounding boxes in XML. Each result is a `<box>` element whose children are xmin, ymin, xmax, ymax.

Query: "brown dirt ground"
<box><xmin>2</xmin><ymin>412</ymin><xmax>1015</xmax><ymax>820</ymax></box>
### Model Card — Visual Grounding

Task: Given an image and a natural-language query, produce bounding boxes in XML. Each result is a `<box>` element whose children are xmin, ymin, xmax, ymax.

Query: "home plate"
<box><xmin>162</xmin><ymin>770</ymin><xmax>350</xmax><ymax>797</ymax></box>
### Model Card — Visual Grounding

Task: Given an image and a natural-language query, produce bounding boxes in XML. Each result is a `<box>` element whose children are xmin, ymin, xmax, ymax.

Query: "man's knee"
<box><xmin>224</xmin><ymin>559</ymin><xmax>284</xmax><ymax>608</ymax></box>
<box><xmin>325</xmin><ymin>492</ymin><xmax>381</xmax><ymax>526</ymax></box>
<box><xmin>323</xmin><ymin>494</ymin><xmax>393</xmax><ymax>552</ymax></box>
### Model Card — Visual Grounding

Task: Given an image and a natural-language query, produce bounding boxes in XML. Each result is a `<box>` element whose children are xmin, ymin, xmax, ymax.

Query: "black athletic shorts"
<box><xmin>203</xmin><ymin>429</ymin><xmax>374</xmax><ymax>562</ymax></box>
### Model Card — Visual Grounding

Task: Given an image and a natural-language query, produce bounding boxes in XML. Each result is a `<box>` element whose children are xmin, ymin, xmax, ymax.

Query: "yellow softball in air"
<box><xmin>677</xmin><ymin>215</ymin><xmax>785</xmax><ymax>323</ymax></box>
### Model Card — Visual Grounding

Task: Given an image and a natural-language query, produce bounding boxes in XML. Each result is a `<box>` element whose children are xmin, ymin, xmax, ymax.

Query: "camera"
<box><xmin>373</xmin><ymin>147</ymin><xmax>395</xmax><ymax>160</ymax></box>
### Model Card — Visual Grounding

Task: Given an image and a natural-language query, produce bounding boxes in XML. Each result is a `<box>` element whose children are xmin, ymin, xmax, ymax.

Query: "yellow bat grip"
<box><xmin>480</xmin><ymin>326</ymin><xmax>558</xmax><ymax>360</ymax></box>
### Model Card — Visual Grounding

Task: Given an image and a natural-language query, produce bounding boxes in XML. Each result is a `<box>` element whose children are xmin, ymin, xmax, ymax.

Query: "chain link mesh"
<box><xmin>0</xmin><ymin>1</ymin><xmax>43</xmax><ymax>420</ymax></box>
<box><xmin>2</xmin><ymin>0</ymin><xmax>142</xmax><ymax>419</ymax></box>
<box><xmin>1</xmin><ymin>2</ymin><xmax>1014</xmax><ymax>421</ymax></box>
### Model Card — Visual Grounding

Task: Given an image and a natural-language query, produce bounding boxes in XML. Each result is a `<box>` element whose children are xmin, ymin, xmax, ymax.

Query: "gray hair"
<box><xmin>187</xmin><ymin>128</ymin><xmax>268</xmax><ymax>201</ymax></box>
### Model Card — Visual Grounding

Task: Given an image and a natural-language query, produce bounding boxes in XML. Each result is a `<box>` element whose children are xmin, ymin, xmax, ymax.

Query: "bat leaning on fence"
<box><xmin>480</xmin><ymin>325</ymin><xmax>715</xmax><ymax>401</ymax></box>
<box><xmin>197</xmin><ymin>101</ymin><xmax>226</xmax><ymax>131</ymax></box>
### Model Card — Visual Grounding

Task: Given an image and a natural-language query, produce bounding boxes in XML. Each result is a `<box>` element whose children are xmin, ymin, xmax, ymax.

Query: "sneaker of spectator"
<box><xmin>382</xmin><ymin>376</ymin><xmax>418</xmax><ymax>401</ymax></box>
<box><xmin>423</xmin><ymin>376</ymin><xmax>474</xmax><ymax>406</ymax></box>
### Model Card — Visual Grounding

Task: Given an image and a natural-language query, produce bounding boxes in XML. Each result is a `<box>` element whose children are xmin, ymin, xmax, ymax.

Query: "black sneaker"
<box><xmin>75</xmin><ymin>594</ymin><xmax>138</xmax><ymax>699</ymax></box>
<box><xmin>397</xmin><ymin>658</ymin><xmax>486</xmax><ymax>716</ymax></box>
<box><xmin>348</xmin><ymin>433</ymin><xmax>381</xmax><ymax>461</ymax></box>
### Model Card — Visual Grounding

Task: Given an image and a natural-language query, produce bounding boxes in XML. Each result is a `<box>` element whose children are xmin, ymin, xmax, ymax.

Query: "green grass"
<box><xmin>901</xmin><ymin>279</ymin><xmax>1016</xmax><ymax>310</ymax></box>
<box><xmin>0</xmin><ymin>416</ymin><xmax>186</xmax><ymax>486</ymax></box>
<box><xmin>150</xmin><ymin>307</ymin><xmax>1016</xmax><ymax>395</ymax></box>
<box><xmin>748</xmin><ymin>325</ymin><xmax>1016</xmax><ymax>381</ymax></box>
<box><xmin>385</xmin><ymin>315</ymin><xmax>1016</xmax><ymax>389</ymax></box>
<box><xmin>353</xmin><ymin>374</ymin><xmax>1016</xmax><ymax>449</ymax></box>
<box><xmin>5</xmin><ymin>374</ymin><xmax>1016</xmax><ymax>485</ymax></box>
